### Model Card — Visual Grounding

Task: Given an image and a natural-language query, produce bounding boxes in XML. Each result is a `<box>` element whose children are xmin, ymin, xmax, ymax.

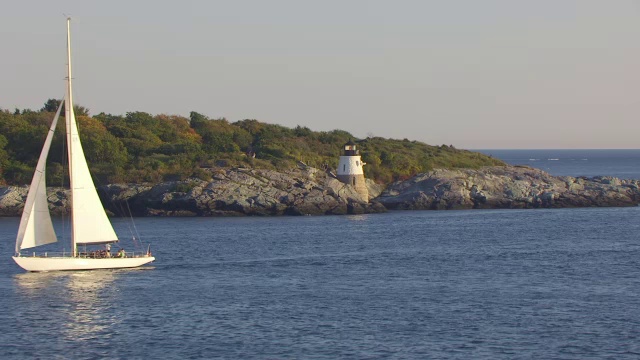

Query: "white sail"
<box><xmin>64</xmin><ymin>20</ymin><xmax>118</xmax><ymax>247</ymax></box>
<box><xmin>66</xmin><ymin>105</ymin><xmax>119</xmax><ymax>245</ymax></box>
<box><xmin>15</xmin><ymin>101</ymin><xmax>63</xmax><ymax>252</ymax></box>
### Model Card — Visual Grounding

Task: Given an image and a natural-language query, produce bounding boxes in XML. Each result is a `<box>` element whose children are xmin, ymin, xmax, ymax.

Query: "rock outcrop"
<box><xmin>2</xmin><ymin>165</ymin><xmax>639</xmax><ymax>217</ymax></box>
<box><xmin>0</xmin><ymin>167</ymin><xmax>386</xmax><ymax>217</ymax></box>
<box><xmin>376</xmin><ymin>166</ymin><xmax>640</xmax><ymax>210</ymax></box>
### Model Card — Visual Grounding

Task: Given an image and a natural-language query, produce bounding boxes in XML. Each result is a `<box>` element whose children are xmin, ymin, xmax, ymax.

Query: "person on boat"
<box><xmin>105</xmin><ymin>244</ymin><xmax>111</xmax><ymax>258</ymax></box>
<box><xmin>117</xmin><ymin>249</ymin><xmax>126</xmax><ymax>258</ymax></box>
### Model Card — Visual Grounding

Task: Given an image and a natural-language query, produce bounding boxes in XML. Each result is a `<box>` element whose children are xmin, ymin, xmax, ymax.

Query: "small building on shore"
<box><xmin>337</xmin><ymin>140</ymin><xmax>369</xmax><ymax>200</ymax></box>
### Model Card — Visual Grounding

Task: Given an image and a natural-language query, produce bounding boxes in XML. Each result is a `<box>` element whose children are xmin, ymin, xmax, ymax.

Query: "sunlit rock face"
<box><xmin>3</xmin><ymin>165</ymin><xmax>639</xmax><ymax>216</ymax></box>
<box><xmin>0</xmin><ymin>167</ymin><xmax>384</xmax><ymax>217</ymax></box>
<box><xmin>376</xmin><ymin>166</ymin><xmax>640</xmax><ymax>210</ymax></box>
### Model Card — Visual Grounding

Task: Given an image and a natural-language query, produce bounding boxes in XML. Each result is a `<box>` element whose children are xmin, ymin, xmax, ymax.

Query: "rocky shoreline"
<box><xmin>0</xmin><ymin>167</ymin><xmax>386</xmax><ymax>217</ymax></box>
<box><xmin>1</xmin><ymin>165</ymin><xmax>639</xmax><ymax>217</ymax></box>
<box><xmin>376</xmin><ymin>165</ymin><xmax>640</xmax><ymax>210</ymax></box>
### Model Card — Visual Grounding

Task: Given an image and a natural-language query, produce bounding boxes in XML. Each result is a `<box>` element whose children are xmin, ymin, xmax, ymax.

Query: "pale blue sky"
<box><xmin>2</xmin><ymin>1</ymin><xmax>640</xmax><ymax>149</ymax></box>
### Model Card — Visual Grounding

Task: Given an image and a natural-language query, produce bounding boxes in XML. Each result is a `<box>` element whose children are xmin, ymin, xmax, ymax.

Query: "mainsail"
<box><xmin>64</xmin><ymin>19</ymin><xmax>118</xmax><ymax>247</ymax></box>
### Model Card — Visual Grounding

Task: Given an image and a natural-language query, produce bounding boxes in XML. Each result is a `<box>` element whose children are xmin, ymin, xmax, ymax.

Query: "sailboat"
<box><xmin>12</xmin><ymin>18</ymin><xmax>155</xmax><ymax>271</ymax></box>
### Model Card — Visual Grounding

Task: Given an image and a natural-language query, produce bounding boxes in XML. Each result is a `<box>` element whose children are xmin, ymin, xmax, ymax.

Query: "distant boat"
<box><xmin>12</xmin><ymin>18</ymin><xmax>155</xmax><ymax>271</ymax></box>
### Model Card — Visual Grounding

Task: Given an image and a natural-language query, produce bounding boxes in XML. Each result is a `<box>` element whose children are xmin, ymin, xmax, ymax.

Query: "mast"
<box><xmin>65</xmin><ymin>17</ymin><xmax>77</xmax><ymax>257</ymax></box>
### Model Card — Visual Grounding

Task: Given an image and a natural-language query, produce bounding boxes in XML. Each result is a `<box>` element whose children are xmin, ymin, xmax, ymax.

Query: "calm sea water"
<box><xmin>1</xmin><ymin>150</ymin><xmax>640</xmax><ymax>359</ymax></box>
<box><xmin>478</xmin><ymin>149</ymin><xmax>640</xmax><ymax>179</ymax></box>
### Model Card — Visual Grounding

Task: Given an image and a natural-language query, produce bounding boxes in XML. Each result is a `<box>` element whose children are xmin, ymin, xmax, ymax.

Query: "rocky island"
<box><xmin>1</xmin><ymin>165</ymin><xmax>639</xmax><ymax>217</ymax></box>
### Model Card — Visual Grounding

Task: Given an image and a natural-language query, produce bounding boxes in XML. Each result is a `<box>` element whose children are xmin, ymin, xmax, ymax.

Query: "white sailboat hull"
<box><xmin>12</xmin><ymin>256</ymin><xmax>155</xmax><ymax>272</ymax></box>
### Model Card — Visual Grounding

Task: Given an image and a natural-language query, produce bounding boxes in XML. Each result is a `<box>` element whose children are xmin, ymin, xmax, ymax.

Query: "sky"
<box><xmin>2</xmin><ymin>0</ymin><xmax>640</xmax><ymax>149</ymax></box>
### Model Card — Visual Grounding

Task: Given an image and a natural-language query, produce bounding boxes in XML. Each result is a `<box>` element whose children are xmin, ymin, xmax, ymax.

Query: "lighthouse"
<box><xmin>337</xmin><ymin>139</ymin><xmax>369</xmax><ymax>200</ymax></box>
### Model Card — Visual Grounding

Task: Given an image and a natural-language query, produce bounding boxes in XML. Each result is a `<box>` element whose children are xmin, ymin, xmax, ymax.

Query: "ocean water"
<box><xmin>477</xmin><ymin>149</ymin><xmax>640</xmax><ymax>179</ymax></box>
<box><xmin>2</xmin><ymin>210</ymin><xmax>640</xmax><ymax>359</ymax></box>
<box><xmin>1</xmin><ymin>150</ymin><xmax>640</xmax><ymax>359</ymax></box>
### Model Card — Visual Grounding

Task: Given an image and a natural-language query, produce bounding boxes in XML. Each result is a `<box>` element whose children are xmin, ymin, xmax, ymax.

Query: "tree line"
<box><xmin>0</xmin><ymin>100</ymin><xmax>504</xmax><ymax>186</ymax></box>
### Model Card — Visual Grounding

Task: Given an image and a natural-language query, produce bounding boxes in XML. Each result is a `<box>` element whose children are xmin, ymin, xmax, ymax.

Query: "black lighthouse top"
<box><xmin>343</xmin><ymin>139</ymin><xmax>359</xmax><ymax>156</ymax></box>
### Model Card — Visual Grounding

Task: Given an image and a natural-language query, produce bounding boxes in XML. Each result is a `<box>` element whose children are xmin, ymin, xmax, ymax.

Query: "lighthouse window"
<box><xmin>343</xmin><ymin>164</ymin><xmax>346</xmax><ymax>172</ymax></box>
<box><xmin>353</xmin><ymin>178</ymin><xmax>356</xmax><ymax>185</ymax></box>
<box><xmin>356</xmin><ymin>161</ymin><xmax>359</xmax><ymax>166</ymax></box>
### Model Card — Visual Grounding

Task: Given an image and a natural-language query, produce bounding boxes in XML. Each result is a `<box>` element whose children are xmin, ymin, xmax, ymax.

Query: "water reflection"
<box><xmin>14</xmin><ymin>270</ymin><xmax>122</xmax><ymax>342</ymax></box>
<box><xmin>346</xmin><ymin>215</ymin><xmax>369</xmax><ymax>222</ymax></box>
<box><xmin>13</xmin><ymin>271</ymin><xmax>67</xmax><ymax>294</ymax></box>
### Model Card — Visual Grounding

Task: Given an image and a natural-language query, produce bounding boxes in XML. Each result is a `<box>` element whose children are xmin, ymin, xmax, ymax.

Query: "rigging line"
<box><xmin>108</xmin><ymin>193</ymin><xmax>138</xmax><ymax>250</ymax></box>
<box><xmin>126</xmin><ymin>200</ymin><xmax>143</xmax><ymax>250</ymax></box>
<box><xmin>107</xmin><ymin>189</ymin><xmax>126</xmax><ymax>217</ymax></box>
<box><xmin>108</xmin><ymin>194</ymin><xmax>138</xmax><ymax>244</ymax></box>
<box><xmin>102</xmin><ymin>178</ymin><xmax>144</xmax><ymax>248</ymax></box>
<box><xmin>109</xmin><ymin>197</ymin><xmax>140</xmax><ymax>250</ymax></box>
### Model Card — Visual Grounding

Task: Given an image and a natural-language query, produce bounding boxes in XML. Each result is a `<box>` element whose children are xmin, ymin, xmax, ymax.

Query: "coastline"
<box><xmin>1</xmin><ymin>165</ymin><xmax>639</xmax><ymax>217</ymax></box>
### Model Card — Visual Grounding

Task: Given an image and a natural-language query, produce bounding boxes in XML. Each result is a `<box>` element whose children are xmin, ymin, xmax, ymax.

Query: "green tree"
<box><xmin>40</xmin><ymin>98</ymin><xmax>89</xmax><ymax>116</ymax></box>
<box><xmin>0</xmin><ymin>105</ymin><xmax>505</xmax><ymax>185</ymax></box>
<box><xmin>190</xmin><ymin>113</ymin><xmax>241</xmax><ymax>154</ymax></box>
<box><xmin>40</xmin><ymin>99</ymin><xmax>61</xmax><ymax>113</ymax></box>
<box><xmin>77</xmin><ymin>115</ymin><xmax>128</xmax><ymax>166</ymax></box>
<box><xmin>0</xmin><ymin>134</ymin><xmax>9</xmax><ymax>184</ymax></box>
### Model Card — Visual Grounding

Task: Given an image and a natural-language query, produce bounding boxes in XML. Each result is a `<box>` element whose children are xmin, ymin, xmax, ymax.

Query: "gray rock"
<box><xmin>0</xmin><ymin>186</ymin><xmax>28</xmax><ymax>216</ymax></box>
<box><xmin>376</xmin><ymin>165</ymin><xmax>640</xmax><ymax>210</ymax></box>
<box><xmin>4</xmin><ymin>165</ymin><xmax>639</xmax><ymax>216</ymax></box>
<box><xmin>0</xmin><ymin>167</ymin><xmax>385</xmax><ymax>217</ymax></box>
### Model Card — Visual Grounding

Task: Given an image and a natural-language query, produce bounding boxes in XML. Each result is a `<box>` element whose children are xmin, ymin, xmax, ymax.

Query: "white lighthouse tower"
<box><xmin>337</xmin><ymin>139</ymin><xmax>369</xmax><ymax>200</ymax></box>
